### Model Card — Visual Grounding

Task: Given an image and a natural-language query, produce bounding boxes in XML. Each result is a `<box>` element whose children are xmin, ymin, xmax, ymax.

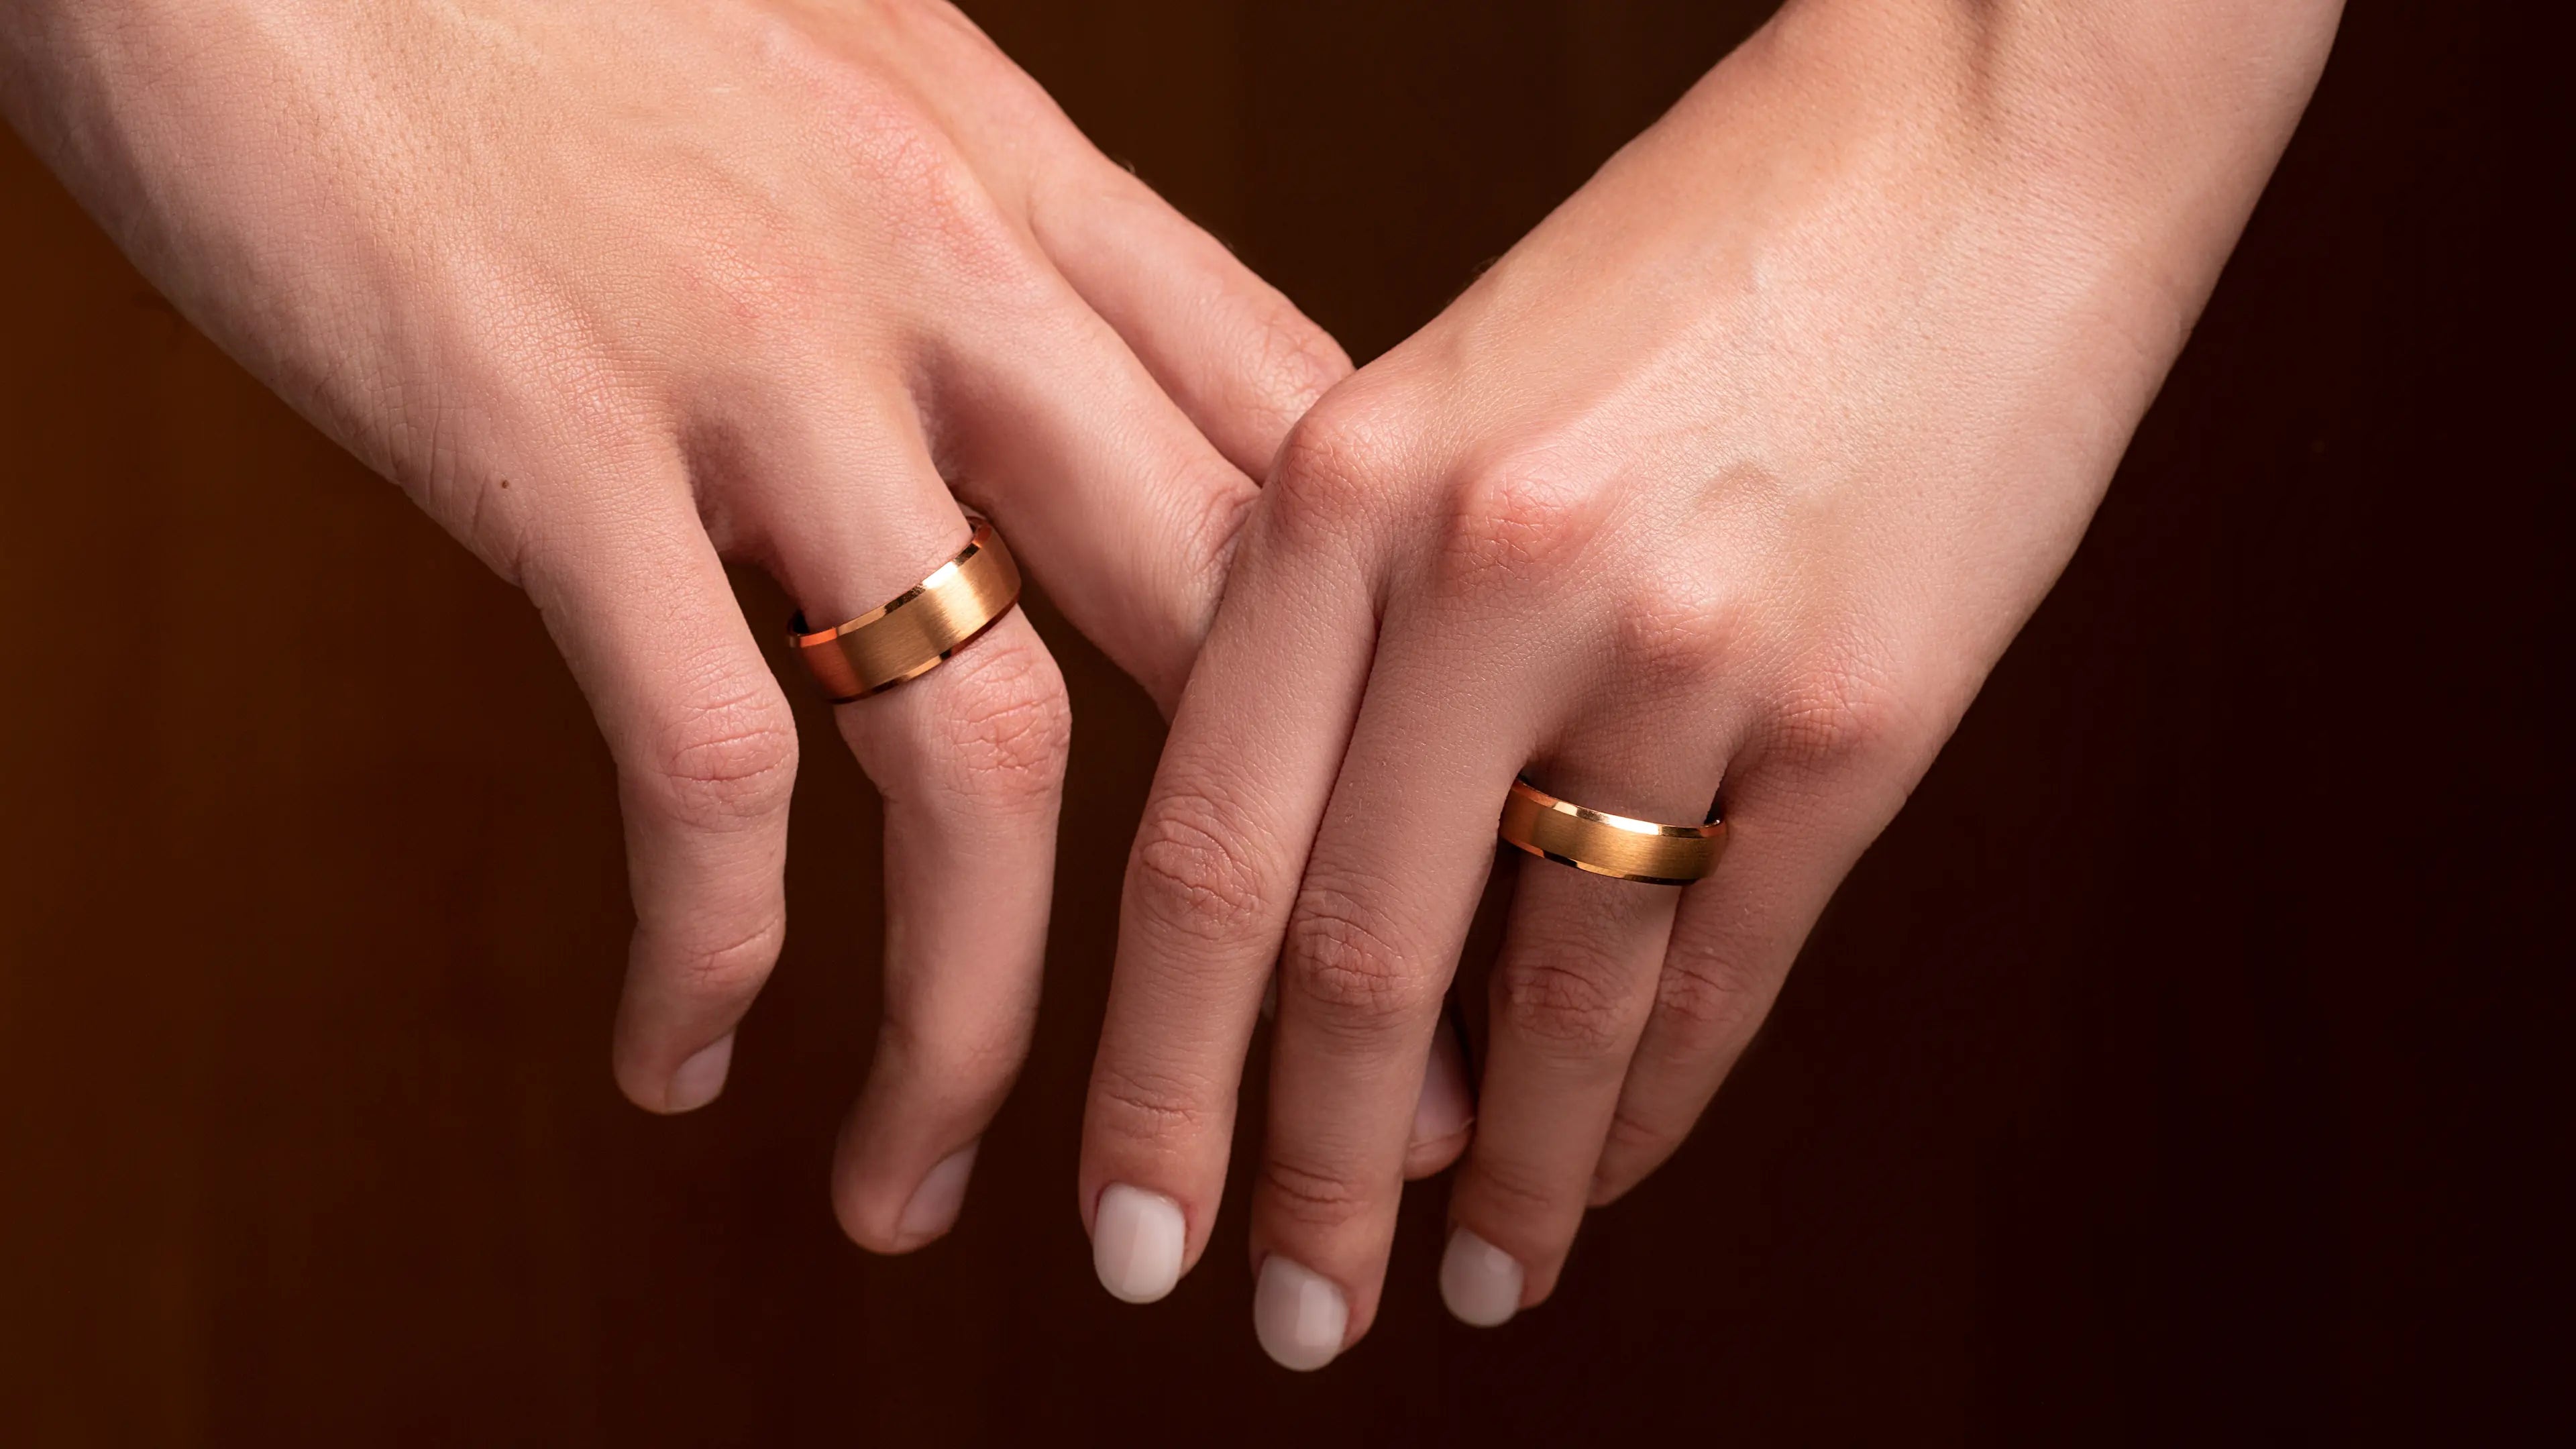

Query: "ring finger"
<box><xmin>1440</xmin><ymin>739</ymin><xmax>1731</xmax><ymax>1327</ymax></box>
<box><xmin>732</xmin><ymin>386</ymin><xmax>1069</xmax><ymax>1255</ymax></box>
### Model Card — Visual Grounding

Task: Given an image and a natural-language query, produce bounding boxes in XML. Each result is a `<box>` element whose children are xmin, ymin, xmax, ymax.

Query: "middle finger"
<box><xmin>1248</xmin><ymin>632</ymin><xmax>1530</xmax><ymax>1369</ymax></box>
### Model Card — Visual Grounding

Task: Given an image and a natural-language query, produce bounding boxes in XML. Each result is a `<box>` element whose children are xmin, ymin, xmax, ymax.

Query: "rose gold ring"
<box><xmin>788</xmin><ymin>518</ymin><xmax>1022</xmax><ymax>703</ymax></box>
<box><xmin>1497</xmin><ymin>777</ymin><xmax>1726</xmax><ymax>885</ymax></box>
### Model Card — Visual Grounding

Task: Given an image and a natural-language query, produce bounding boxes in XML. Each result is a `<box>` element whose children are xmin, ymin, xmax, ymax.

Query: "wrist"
<box><xmin>1748</xmin><ymin>0</ymin><xmax>2342</xmax><ymax>281</ymax></box>
<box><xmin>1</xmin><ymin>1</ymin><xmax>250</xmax><ymax>232</ymax></box>
<box><xmin>1530</xmin><ymin>0</ymin><xmax>2341</xmax><ymax>381</ymax></box>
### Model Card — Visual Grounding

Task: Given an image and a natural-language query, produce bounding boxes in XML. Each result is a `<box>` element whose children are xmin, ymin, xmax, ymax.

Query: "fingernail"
<box><xmin>898</xmin><ymin>1141</ymin><xmax>979</xmax><ymax>1243</ymax></box>
<box><xmin>1411</xmin><ymin>1032</ymin><xmax>1473</xmax><ymax>1146</ymax></box>
<box><xmin>666</xmin><ymin>1034</ymin><xmax>734</xmax><ymax>1113</ymax></box>
<box><xmin>1253</xmin><ymin>1256</ymin><xmax>1349</xmax><ymax>1371</ymax></box>
<box><xmin>1438</xmin><ymin>1227</ymin><xmax>1523</xmax><ymax>1328</ymax></box>
<box><xmin>1092</xmin><ymin>1184</ymin><xmax>1186</xmax><ymax>1303</ymax></box>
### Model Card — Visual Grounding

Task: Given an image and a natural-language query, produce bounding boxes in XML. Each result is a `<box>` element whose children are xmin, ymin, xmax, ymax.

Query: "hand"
<box><xmin>1</xmin><ymin>0</ymin><xmax>1346</xmax><ymax>1248</ymax></box>
<box><xmin>1079</xmin><ymin>0</ymin><xmax>2340</xmax><ymax>1364</ymax></box>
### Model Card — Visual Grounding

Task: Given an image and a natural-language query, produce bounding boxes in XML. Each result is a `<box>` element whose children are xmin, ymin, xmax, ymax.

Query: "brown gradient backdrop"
<box><xmin>0</xmin><ymin>3</ymin><xmax>2555</xmax><ymax>1444</ymax></box>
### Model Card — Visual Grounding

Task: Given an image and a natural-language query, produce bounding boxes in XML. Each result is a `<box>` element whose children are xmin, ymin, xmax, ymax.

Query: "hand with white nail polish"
<box><xmin>1438</xmin><ymin>1230</ymin><xmax>1523</xmax><ymax>1330</ymax></box>
<box><xmin>1091</xmin><ymin>1183</ymin><xmax>1187</xmax><ymax>1304</ymax></box>
<box><xmin>1081</xmin><ymin>0</ymin><xmax>2342</xmax><ymax>1364</ymax></box>
<box><xmin>3</xmin><ymin>0</ymin><xmax>1346</xmax><ymax>1254</ymax></box>
<box><xmin>1254</xmin><ymin>1256</ymin><xmax>1351</xmax><ymax>1373</ymax></box>
<box><xmin>1087</xmin><ymin>1012</ymin><xmax>1472</xmax><ymax>1318</ymax></box>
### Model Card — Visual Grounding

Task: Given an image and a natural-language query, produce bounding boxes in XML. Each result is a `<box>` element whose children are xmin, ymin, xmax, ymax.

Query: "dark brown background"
<box><xmin>1</xmin><ymin>3</ymin><xmax>2555</xmax><ymax>1444</ymax></box>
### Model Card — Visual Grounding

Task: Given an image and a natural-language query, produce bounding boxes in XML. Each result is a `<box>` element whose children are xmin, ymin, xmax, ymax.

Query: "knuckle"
<box><xmin>879</xmin><ymin>144</ymin><xmax>1026</xmax><ymax>283</ymax></box>
<box><xmin>851</xmin><ymin>121</ymin><xmax>1029</xmax><ymax>284</ymax></box>
<box><xmin>1760</xmin><ymin>650</ymin><xmax>1909</xmax><ymax>778</ymax></box>
<box><xmin>1258</xmin><ymin>1152</ymin><xmax>1373</xmax><ymax>1233</ymax></box>
<box><xmin>650</xmin><ymin>201</ymin><xmax>832</xmax><ymax>352</ymax></box>
<box><xmin>927</xmin><ymin>633</ymin><xmax>1071</xmax><ymax>805</ymax></box>
<box><xmin>1428</xmin><ymin>453</ymin><xmax>1607</xmax><ymax>600</ymax></box>
<box><xmin>1234</xmin><ymin>294</ymin><xmax>1353</xmax><ymax>444</ymax></box>
<box><xmin>1611</xmin><ymin>574</ymin><xmax>1743</xmax><ymax>689</ymax></box>
<box><xmin>1161</xmin><ymin>453</ymin><xmax>1260</xmax><ymax>645</ymax></box>
<box><xmin>1493</xmin><ymin>955</ymin><xmax>1634</xmax><ymax>1057</ymax></box>
<box><xmin>1281</xmin><ymin>885</ymin><xmax>1438</xmax><ymax>1032</ymax></box>
<box><xmin>1262</xmin><ymin>403</ymin><xmax>1400</xmax><ymax>546</ymax></box>
<box><xmin>1652</xmin><ymin>947</ymin><xmax>1768</xmax><ymax>1058</ymax></box>
<box><xmin>641</xmin><ymin>668</ymin><xmax>800</xmax><ymax>832</ymax></box>
<box><xmin>1090</xmin><ymin>1061</ymin><xmax>1220</xmax><ymax>1150</ymax></box>
<box><xmin>769</xmin><ymin>42</ymin><xmax>1029</xmax><ymax>283</ymax></box>
<box><xmin>1126</xmin><ymin>786</ymin><xmax>1271</xmax><ymax>943</ymax></box>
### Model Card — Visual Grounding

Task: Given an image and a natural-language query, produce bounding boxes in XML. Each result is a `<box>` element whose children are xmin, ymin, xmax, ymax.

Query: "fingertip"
<box><xmin>894</xmin><ymin>1140</ymin><xmax>981</xmax><ymax>1249</ymax></box>
<box><xmin>1092</xmin><ymin>1183</ymin><xmax>1187</xmax><ymax>1303</ymax></box>
<box><xmin>1438</xmin><ymin>1228</ymin><xmax>1525</xmax><ymax>1328</ymax></box>
<box><xmin>614</xmin><ymin>1028</ymin><xmax>735</xmax><ymax>1116</ymax></box>
<box><xmin>1252</xmin><ymin>1254</ymin><xmax>1350</xmax><ymax>1371</ymax></box>
<box><xmin>663</xmin><ymin>1032</ymin><xmax>735</xmax><ymax>1113</ymax></box>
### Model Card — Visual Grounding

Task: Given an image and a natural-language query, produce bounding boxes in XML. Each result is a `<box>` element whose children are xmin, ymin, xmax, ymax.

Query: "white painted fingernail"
<box><xmin>1439</xmin><ymin>1228</ymin><xmax>1523</xmax><ymax>1328</ymax></box>
<box><xmin>898</xmin><ymin>1142</ymin><xmax>979</xmax><ymax>1242</ymax></box>
<box><xmin>1253</xmin><ymin>1256</ymin><xmax>1348</xmax><ymax>1371</ymax></box>
<box><xmin>1093</xmin><ymin>1184</ymin><xmax>1186</xmax><ymax>1303</ymax></box>
<box><xmin>666</xmin><ymin>1034</ymin><xmax>733</xmax><ymax>1113</ymax></box>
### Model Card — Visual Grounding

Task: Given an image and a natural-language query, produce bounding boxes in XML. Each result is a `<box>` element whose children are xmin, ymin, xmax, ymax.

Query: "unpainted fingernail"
<box><xmin>1254</xmin><ymin>1255</ymin><xmax>1348</xmax><ymax>1371</ymax></box>
<box><xmin>898</xmin><ymin>1142</ymin><xmax>979</xmax><ymax>1244</ymax></box>
<box><xmin>1093</xmin><ymin>1184</ymin><xmax>1186</xmax><ymax>1303</ymax></box>
<box><xmin>1411</xmin><ymin>1033</ymin><xmax>1473</xmax><ymax>1147</ymax></box>
<box><xmin>666</xmin><ymin>1034</ymin><xmax>734</xmax><ymax>1113</ymax></box>
<box><xmin>1439</xmin><ymin>1227</ymin><xmax>1524</xmax><ymax>1328</ymax></box>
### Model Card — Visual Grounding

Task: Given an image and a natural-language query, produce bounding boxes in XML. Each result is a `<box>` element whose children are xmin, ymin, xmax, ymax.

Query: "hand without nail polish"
<box><xmin>1093</xmin><ymin>1184</ymin><xmax>1185</xmax><ymax>1303</ymax></box>
<box><xmin>897</xmin><ymin>1142</ymin><xmax>979</xmax><ymax>1244</ymax></box>
<box><xmin>1439</xmin><ymin>1228</ymin><xmax>1524</xmax><ymax>1327</ymax></box>
<box><xmin>1253</xmin><ymin>1256</ymin><xmax>1348</xmax><ymax>1371</ymax></box>
<box><xmin>1411</xmin><ymin>1034</ymin><xmax>1473</xmax><ymax>1146</ymax></box>
<box><xmin>665</xmin><ymin>1034</ymin><xmax>733</xmax><ymax>1114</ymax></box>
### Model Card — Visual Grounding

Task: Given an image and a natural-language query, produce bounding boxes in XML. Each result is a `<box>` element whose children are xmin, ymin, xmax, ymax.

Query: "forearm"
<box><xmin>1448</xmin><ymin>0</ymin><xmax>2331</xmax><ymax>533</ymax></box>
<box><xmin>1671</xmin><ymin>0</ymin><xmax>2344</xmax><ymax>346</ymax></box>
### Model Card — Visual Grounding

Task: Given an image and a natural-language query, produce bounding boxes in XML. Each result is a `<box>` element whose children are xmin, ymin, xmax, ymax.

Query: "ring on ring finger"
<box><xmin>788</xmin><ymin>517</ymin><xmax>1024</xmax><ymax>702</ymax></box>
<box><xmin>1495</xmin><ymin>776</ymin><xmax>1726</xmax><ymax>885</ymax></box>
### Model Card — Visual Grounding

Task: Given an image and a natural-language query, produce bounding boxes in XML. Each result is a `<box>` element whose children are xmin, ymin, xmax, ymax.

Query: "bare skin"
<box><xmin>0</xmin><ymin>0</ymin><xmax>1365</xmax><ymax>1251</ymax></box>
<box><xmin>7</xmin><ymin>0</ymin><xmax>2347</xmax><ymax>1366</ymax></box>
<box><xmin>1077</xmin><ymin>0</ymin><xmax>2345</xmax><ymax>1367</ymax></box>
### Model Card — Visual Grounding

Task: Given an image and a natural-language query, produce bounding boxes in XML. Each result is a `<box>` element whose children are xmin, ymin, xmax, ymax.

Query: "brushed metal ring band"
<box><xmin>1497</xmin><ymin>777</ymin><xmax>1727</xmax><ymax>886</ymax></box>
<box><xmin>788</xmin><ymin>518</ymin><xmax>1022</xmax><ymax>704</ymax></box>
